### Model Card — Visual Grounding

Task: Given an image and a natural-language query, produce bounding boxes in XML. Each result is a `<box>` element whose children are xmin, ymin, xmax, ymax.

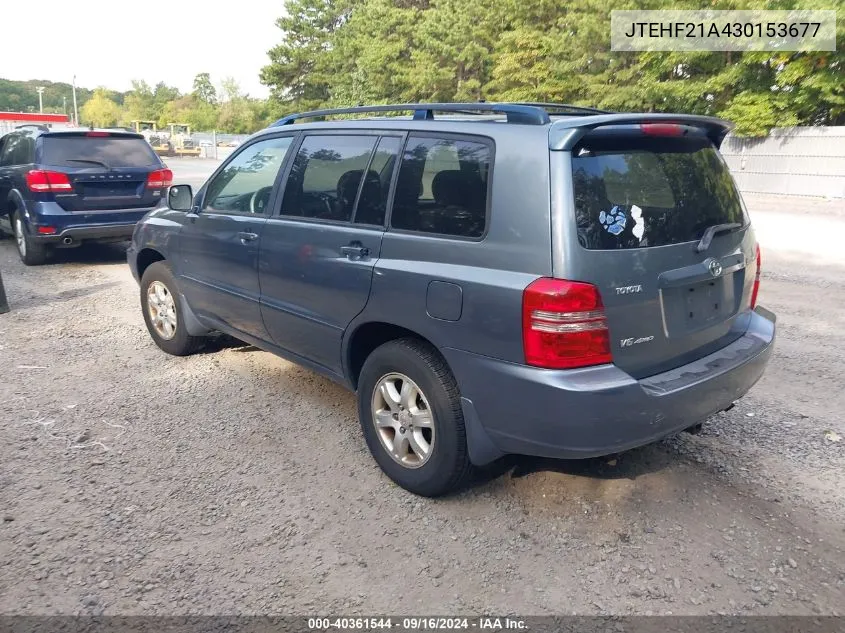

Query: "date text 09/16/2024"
<box><xmin>307</xmin><ymin>617</ymin><xmax>527</xmax><ymax>630</ymax></box>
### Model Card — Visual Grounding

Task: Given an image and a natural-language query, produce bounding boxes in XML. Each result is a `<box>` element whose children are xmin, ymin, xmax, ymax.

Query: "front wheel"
<box><xmin>13</xmin><ymin>211</ymin><xmax>50</xmax><ymax>266</ymax></box>
<box><xmin>140</xmin><ymin>261</ymin><xmax>204</xmax><ymax>356</ymax></box>
<box><xmin>357</xmin><ymin>338</ymin><xmax>474</xmax><ymax>497</ymax></box>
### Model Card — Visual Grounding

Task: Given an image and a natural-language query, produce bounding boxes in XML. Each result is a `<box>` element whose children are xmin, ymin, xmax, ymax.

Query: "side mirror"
<box><xmin>168</xmin><ymin>185</ymin><xmax>194</xmax><ymax>211</ymax></box>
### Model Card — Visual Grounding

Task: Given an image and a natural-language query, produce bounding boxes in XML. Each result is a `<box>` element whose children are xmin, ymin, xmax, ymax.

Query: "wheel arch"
<box><xmin>136</xmin><ymin>247</ymin><xmax>166</xmax><ymax>279</ymax></box>
<box><xmin>344</xmin><ymin>321</ymin><xmax>444</xmax><ymax>391</ymax></box>
<box><xmin>5</xmin><ymin>189</ymin><xmax>28</xmax><ymax>217</ymax></box>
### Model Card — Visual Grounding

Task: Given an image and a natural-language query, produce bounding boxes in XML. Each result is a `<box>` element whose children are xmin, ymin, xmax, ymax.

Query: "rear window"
<box><xmin>42</xmin><ymin>135</ymin><xmax>159</xmax><ymax>168</ymax></box>
<box><xmin>572</xmin><ymin>136</ymin><xmax>746</xmax><ymax>250</ymax></box>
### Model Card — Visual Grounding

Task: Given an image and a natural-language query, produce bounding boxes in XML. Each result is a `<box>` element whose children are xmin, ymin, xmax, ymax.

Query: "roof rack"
<box><xmin>272</xmin><ymin>103</ymin><xmax>555</xmax><ymax>126</ymax></box>
<box><xmin>511</xmin><ymin>102</ymin><xmax>611</xmax><ymax>115</ymax></box>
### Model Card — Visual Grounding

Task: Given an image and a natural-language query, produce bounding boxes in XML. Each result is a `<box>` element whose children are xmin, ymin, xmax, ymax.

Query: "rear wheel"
<box><xmin>140</xmin><ymin>261</ymin><xmax>204</xmax><ymax>356</ymax></box>
<box><xmin>12</xmin><ymin>211</ymin><xmax>50</xmax><ymax>266</ymax></box>
<box><xmin>357</xmin><ymin>338</ymin><xmax>474</xmax><ymax>497</ymax></box>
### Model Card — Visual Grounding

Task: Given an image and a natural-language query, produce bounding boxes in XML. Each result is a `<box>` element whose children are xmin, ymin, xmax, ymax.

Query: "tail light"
<box><xmin>522</xmin><ymin>278</ymin><xmax>612</xmax><ymax>369</ymax></box>
<box><xmin>25</xmin><ymin>170</ymin><xmax>73</xmax><ymax>193</ymax></box>
<box><xmin>750</xmin><ymin>244</ymin><xmax>761</xmax><ymax>309</ymax></box>
<box><xmin>146</xmin><ymin>169</ymin><xmax>173</xmax><ymax>189</ymax></box>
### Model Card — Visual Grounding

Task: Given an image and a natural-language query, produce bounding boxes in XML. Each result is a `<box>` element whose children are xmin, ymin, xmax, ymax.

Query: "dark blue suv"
<box><xmin>128</xmin><ymin>103</ymin><xmax>775</xmax><ymax>497</ymax></box>
<box><xmin>0</xmin><ymin>126</ymin><xmax>172</xmax><ymax>265</ymax></box>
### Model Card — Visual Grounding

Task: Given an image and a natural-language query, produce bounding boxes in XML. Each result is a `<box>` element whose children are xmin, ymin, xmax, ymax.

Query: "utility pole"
<box><xmin>63</xmin><ymin>96</ymin><xmax>67</xmax><ymax>115</ymax></box>
<box><xmin>72</xmin><ymin>76</ymin><xmax>79</xmax><ymax>126</ymax></box>
<box><xmin>36</xmin><ymin>87</ymin><xmax>45</xmax><ymax>113</ymax></box>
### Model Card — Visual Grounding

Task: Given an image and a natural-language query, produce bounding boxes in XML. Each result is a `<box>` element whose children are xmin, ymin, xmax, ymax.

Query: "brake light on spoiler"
<box><xmin>146</xmin><ymin>169</ymin><xmax>173</xmax><ymax>189</ymax></box>
<box><xmin>523</xmin><ymin>278</ymin><xmax>613</xmax><ymax>369</ymax></box>
<box><xmin>25</xmin><ymin>170</ymin><xmax>73</xmax><ymax>193</ymax></box>
<box><xmin>640</xmin><ymin>122</ymin><xmax>683</xmax><ymax>136</ymax></box>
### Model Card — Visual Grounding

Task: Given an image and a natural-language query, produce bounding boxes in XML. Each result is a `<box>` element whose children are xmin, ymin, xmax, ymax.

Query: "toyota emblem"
<box><xmin>708</xmin><ymin>259</ymin><xmax>723</xmax><ymax>277</ymax></box>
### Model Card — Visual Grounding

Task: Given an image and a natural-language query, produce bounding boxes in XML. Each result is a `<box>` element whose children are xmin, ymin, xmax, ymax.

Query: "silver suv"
<box><xmin>127</xmin><ymin>103</ymin><xmax>776</xmax><ymax>497</ymax></box>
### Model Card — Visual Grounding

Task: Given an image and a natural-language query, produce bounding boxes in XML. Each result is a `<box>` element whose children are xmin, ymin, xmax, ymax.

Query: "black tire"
<box><xmin>140</xmin><ymin>261</ymin><xmax>204</xmax><ymax>356</ymax></box>
<box><xmin>357</xmin><ymin>338</ymin><xmax>474</xmax><ymax>497</ymax></box>
<box><xmin>12</xmin><ymin>210</ymin><xmax>50</xmax><ymax>266</ymax></box>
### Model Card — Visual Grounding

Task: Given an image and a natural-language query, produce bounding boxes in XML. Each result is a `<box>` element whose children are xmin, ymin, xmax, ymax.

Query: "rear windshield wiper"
<box><xmin>65</xmin><ymin>158</ymin><xmax>111</xmax><ymax>169</ymax></box>
<box><xmin>695</xmin><ymin>222</ymin><xmax>742</xmax><ymax>253</ymax></box>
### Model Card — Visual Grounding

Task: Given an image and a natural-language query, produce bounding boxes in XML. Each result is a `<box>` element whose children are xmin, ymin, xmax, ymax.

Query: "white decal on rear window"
<box><xmin>631</xmin><ymin>204</ymin><xmax>645</xmax><ymax>241</ymax></box>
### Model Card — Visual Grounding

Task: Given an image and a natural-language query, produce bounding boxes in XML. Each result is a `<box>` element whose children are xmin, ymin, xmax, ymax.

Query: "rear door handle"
<box><xmin>341</xmin><ymin>244</ymin><xmax>369</xmax><ymax>259</ymax></box>
<box><xmin>238</xmin><ymin>231</ymin><xmax>259</xmax><ymax>244</ymax></box>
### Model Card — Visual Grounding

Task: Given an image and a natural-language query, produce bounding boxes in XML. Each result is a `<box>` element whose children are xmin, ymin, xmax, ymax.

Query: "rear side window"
<box><xmin>0</xmin><ymin>134</ymin><xmax>34</xmax><ymax>166</ymax></box>
<box><xmin>281</xmin><ymin>135</ymin><xmax>378</xmax><ymax>222</ymax></box>
<box><xmin>572</xmin><ymin>136</ymin><xmax>746</xmax><ymax>250</ymax></box>
<box><xmin>0</xmin><ymin>135</ymin><xmax>18</xmax><ymax>165</ymax></box>
<box><xmin>41</xmin><ymin>135</ymin><xmax>159</xmax><ymax>168</ymax></box>
<box><xmin>391</xmin><ymin>135</ymin><xmax>490</xmax><ymax>239</ymax></box>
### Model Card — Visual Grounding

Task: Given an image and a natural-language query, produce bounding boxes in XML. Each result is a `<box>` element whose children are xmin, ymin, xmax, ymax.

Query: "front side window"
<box><xmin>281</xmin><ymin>135</ymin><xmax>378</xmax><ymax>222</ymax></box>
<box><xmin>391</xmin><ymin>135</ymin><xmax>490</xmax><ymax>238</ymax></box>
<box><xmin>203</xmin><ymin>136</ymin><xmax>293</xmax><ymax>214</ymax></box>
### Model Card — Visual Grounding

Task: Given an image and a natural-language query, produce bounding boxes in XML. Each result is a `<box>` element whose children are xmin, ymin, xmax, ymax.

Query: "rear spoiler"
<box><xmin>548</xmin><ymin>113</ymin><xmax>733</xmax><ymax>150</ymax></box>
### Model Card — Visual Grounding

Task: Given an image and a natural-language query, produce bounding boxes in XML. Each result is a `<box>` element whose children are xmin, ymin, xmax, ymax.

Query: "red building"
<box><xmin>1</xmin><ymin>111</ymin><xmax>71</xmax><ymax>134</ymax></box>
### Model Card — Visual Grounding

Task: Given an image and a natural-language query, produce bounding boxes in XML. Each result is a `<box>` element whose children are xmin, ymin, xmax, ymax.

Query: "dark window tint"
<box><xmin>0</xmin><ymin>134</ymin><xmax>34</xmax><ymax>166</ymax></box>
<box><xmin>353</xmin><ymin>136</ymin><xmax>401</xmax><ymax>226</ymax></box>
<box><xmin>391</xmin><ymin>136</ymin><xmax>490</xmax><ymax>238</ymax></box>
<box><xmin>282</xmin><ymin>135</ymin><xmax>377</xmax><ymax>222</ymax></box>
<box><xmin>42</xmin><ymin>135</ymin><xmax>159</xmax><ymax>168</ymax></box>
<box><xmin>572</xmin><ymin>136</ymin><xmax>746</xmax><ymax>250</ymax></box>
<box><xmin>0</xmin><ymin>135</ymin><xmax>18</xmax><ymax>165</ymax></box>
<box><xmin>204</xmin><ymin>136</ymin><xmax>293</xmax><ymax>214</ymax></box>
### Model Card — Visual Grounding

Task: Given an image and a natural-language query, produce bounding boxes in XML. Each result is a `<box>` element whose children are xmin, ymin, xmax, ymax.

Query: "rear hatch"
<box><xmin>559</xmin><ymin>120</ymin><xmax>758</xmax><ymax>379</ymax></box>
<box><xmin>39</xmin><ymin>132</ymin><xmax>166</xmax><ymax>212</ymax></box>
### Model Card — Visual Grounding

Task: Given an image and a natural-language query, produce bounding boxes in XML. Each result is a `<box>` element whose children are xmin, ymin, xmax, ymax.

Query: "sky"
<box><xmin>0</xmin><ymin>0</ymin><xmax>283</xmax><ymax>97</ymax></box>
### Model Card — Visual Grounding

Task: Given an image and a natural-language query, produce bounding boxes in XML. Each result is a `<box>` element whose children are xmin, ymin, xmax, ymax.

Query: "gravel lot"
<box><xmin>0</xmin><ymin>169</ymin><xmax>843</xmax><ymax>615</ymax></box>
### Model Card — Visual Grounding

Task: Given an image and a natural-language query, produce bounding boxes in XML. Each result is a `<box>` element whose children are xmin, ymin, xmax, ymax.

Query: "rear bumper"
<box><xmin>24</xmin><ymin>202</ymin><xmax>154</xmax><ymax>244</ymax></box>
<box><xmin>36</xmin><ymin>223</ymin><xmax>138</xmax><ymax>243</ymax></box>
<box><xmin>442</xmin><ymin>307</ymin><xmax>776</xmax><ymax>464</ymax></box>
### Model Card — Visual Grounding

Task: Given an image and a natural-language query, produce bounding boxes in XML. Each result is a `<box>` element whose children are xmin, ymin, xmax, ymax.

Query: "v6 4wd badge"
<box><xmin>620</xmin><ymin>336</ymin><xmax>655</xmax><ymax>348</ymax></box>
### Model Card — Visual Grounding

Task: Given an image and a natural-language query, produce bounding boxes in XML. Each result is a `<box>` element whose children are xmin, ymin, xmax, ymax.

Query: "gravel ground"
<box><xmin>0</xmin><ymin>191</ymin><xmax>843</xmax><ymax>616</ymax></box>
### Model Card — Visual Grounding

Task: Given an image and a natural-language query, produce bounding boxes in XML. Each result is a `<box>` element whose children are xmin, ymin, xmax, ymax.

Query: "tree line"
<box><xmin>260</xmin><ymin>0</ymin><xmax>844</xmax><ymax>136</ymax></box>
<box><xmin>0</xmin><ymin>79</ymin><xmax>95</xmax><ymax>115</ymax></box>
<box><xmin>5</xmin><ymin>1</ymin><xmax>841</xmax><ymax>137</ymax></box>
<box><xmin>81</xmin><ymin>74</ymin><xmax>282</xmax><ymax>134</ymax></box>
<box><xmin>0</xmin><ymin>75</ymin><xmax>281</xmax><ymax>134</ymax></box>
